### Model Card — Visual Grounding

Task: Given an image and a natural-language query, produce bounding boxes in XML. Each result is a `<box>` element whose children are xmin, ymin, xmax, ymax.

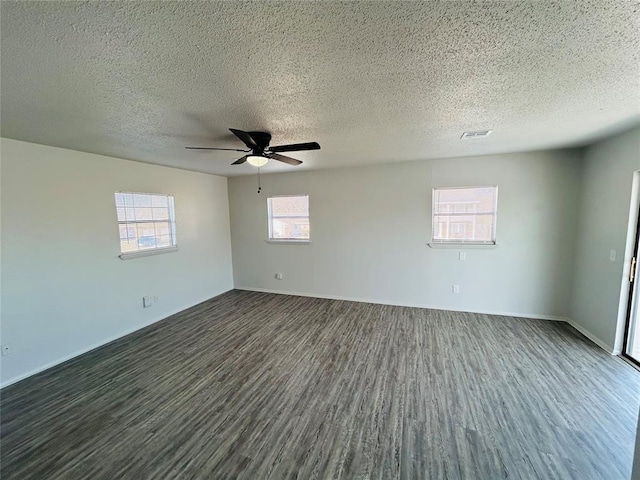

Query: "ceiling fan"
<box><xmin>186</xmin><ymin>128</ymin><xmax>320</xmax><ymax>167</ymax></box>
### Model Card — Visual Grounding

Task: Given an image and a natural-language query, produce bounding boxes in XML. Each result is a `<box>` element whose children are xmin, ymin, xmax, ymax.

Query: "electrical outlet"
<box><xmin>275</xmin><ymin>273</ymin><xmax>283</xmax><ymax>280</ymax></box>
<box><xmin>459</xmin><ymin>252</ymin><xmax>466</xmax><ymax>261</ymax></box>
<box><xmin>609</xmin><ymin>250</ymin><xmax>616</xmax><ymax>262</ymax></box>
<box><xmin>143</xmin><ymin>295</ymin><xmax>154</xmax><ymax>308</ymax></box>
<box><xmin>2</xmin><ymin>344</ymin><xmax>13</xmax><ymax>356</ymax></box>
<box><xmin>452</xmin><ymin>285</ymin><xmax>460</xmax><ymax>294</ymax></box>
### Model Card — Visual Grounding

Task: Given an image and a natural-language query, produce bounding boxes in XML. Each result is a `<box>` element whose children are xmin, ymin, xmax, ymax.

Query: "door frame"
<box><xmin>622</xmin><ymin>176</ymin><xmax>640</xmax><ymax>367</ymax></box>
<box><xmin>621</xmin><ymin>202</ymin><xmax>640</xmax><ymax>367</ymax></box>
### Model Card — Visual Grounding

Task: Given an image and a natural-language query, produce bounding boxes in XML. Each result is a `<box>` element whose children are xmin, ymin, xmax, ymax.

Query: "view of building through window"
<box><xmin>115</xmin><ymin>192</ymin><xmax>177</xmax><ymax>254</ymax></box>
<box><xmin>432</xmin><ymin>186</ymin><xmax>498</xmax><ymax>244</ymax></box>
<box><xmin>267</xmin><ymin>195</ymin><xmax>310</xmax><ymax>240</ymax></box>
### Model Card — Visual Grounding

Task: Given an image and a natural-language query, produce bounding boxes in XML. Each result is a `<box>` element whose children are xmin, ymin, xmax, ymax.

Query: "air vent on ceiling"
<box><xmin>461</xmin><ymin>130</ymin><xmax>493</xmax><ymax>139</ymax></box>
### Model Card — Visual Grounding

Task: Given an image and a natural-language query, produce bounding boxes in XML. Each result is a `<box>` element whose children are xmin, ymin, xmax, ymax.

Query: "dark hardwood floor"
<box><xmin>1</xmin><ymin>290</ymin><xmax>639</xmax><ymax>479</ymax></box>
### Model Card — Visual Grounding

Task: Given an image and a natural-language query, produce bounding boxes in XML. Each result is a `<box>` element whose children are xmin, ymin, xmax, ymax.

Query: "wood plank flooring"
<box><xmin>2</xmin><ymin>290</ymin><xmax>639</xmax><ymax>479</ymax></box>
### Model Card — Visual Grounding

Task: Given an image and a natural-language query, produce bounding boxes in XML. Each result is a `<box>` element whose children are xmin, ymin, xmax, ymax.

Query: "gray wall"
<box><xmin>570</xmin><ymin>127</ymin><xmax>640</xmax><ymax>352</ymax></box>
<box><xmin>229</xmin><ymin>150</ymin><xmax>582</xmax><ymax>319</ymax></box>
<box><xmin>0</xmin><ymin>139</ymin><xmax>234</xmax><ymax>386</ymax></box>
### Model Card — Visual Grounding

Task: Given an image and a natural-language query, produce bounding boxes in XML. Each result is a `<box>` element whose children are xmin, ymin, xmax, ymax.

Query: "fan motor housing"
<box><xmin>248</xmin><ymin>131</ymin><xmax>272</xmax><ymax>152</ymax></box>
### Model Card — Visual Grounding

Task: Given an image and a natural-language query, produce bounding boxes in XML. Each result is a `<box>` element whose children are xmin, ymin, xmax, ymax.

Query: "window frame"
<box><xmin>266</xmin><ymin>194</ymin><xmax>311</xmax><ymax>244</ymax></box>
<box><xmin>430</xmin><ymin>185</ymin><xmax>498</xmax><ymax>247</ymax></box>
<box><xmin>115</xmin><ymin>191</ymin><xmax>179</xmax><ymax>260</ymax></box>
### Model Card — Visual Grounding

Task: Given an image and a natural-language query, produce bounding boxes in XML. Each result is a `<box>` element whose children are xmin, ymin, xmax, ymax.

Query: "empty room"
<box><xmin>1</xmin><ymin>1</ymin><xmax>640</xmax><ymax>479</ymax></box>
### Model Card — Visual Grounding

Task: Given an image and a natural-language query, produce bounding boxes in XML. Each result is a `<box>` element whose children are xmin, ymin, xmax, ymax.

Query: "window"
<box><xmin>267</xmin><ymin>195</ymin><xmax>310</xmax><ymax>241</ymax></box>
<box><xmin>432</xmin><ymin>186</ymin><xmax>498</xmax><ymax>245</ymax></box>
<box><xmin>115</xmin><ymin>192</ymin><xmax>177</xmax><ymax>257</ymax></box>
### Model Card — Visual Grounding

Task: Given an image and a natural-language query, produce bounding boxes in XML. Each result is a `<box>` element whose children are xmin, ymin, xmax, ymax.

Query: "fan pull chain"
<box><xmin>257</xmin><ymin>167</ymin><xmax>262</xmax><ymax>194</ymax></box>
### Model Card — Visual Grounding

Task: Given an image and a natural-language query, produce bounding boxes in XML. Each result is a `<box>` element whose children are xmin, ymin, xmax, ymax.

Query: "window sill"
<box><xmin>265</xmin><ymin>239</ymin><xmax>312</xmax><ymax>245</ymax></box>
<box><xmin>119</xmin><ymin>246</ymin><xmax>179</xmax><ymax>260</ymax></box>
<box><xmin>427</xmin><ymin>243</ymin><xmax>497</xmax><ymax>249</ymax></box>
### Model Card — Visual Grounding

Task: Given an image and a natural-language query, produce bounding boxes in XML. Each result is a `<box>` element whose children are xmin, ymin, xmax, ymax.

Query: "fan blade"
<box><xmin>232</xmin><ymin>156</ymin><xmax>248</xmax><ymax>165</ymax></box>
<box><xmin>269</xmin><ymin>142</ymin><xmax>320</xmax><ymax>153</ymax></box>
<box><xmin>229</xmin><ymin>128</ymin><xmax>259</xmax><ymax>150</ymax></box>
<box><xmin>185</xmin><ymin>146</ymin><xmax>249</xmax><ymax>152</ymax></box>
<box><xmin>270</xmin><ymin>153</ymin><xmax>302</xmax><ymax>166</ymax></box>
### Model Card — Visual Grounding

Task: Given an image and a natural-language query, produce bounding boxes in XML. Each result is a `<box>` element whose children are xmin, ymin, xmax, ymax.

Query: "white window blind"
<box><xmin>432</xmin><ymin>186</ymin><xmax>498</xmax><ymax>245</ymax></box>
<box><xmin>267</xmin><ymin>195</ymin><xmax>310</xmax><ymax>241</ymax></box>
<box><xmin>115</xmin><ymin>192</ymin><xmax>177</xmax><ymax>255</ymax></box>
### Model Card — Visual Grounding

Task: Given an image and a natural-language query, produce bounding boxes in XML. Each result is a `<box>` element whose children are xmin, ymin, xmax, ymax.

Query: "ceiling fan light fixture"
<box><xmin>246</xmin><ymin>155</ymin><xmax>269</xmax><ymax>167</ymax></box>
<box><xmin>186</xmin><ymin>129</ymin><xmax>319</xmax><ymax>167</ymax></box>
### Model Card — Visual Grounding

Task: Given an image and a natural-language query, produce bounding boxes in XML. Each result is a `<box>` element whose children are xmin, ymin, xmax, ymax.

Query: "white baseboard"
<box><xmin>564</xmin><ymin>318</ymin><xmax>616</xmax><ymax>354</ymax></box>
<box><xmin>0</xmin><ymin>289</ymin><xmax>234</xmax><ymax>389</ymax></box>
<box><xmin>234</xmin><ymin>286</ymin><xmax>569</xmax><ymax>322</ymax></box>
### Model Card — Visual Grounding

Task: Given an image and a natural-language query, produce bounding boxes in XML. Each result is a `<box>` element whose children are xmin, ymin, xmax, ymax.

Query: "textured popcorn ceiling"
<box><xmin>1</xmin><ymin>1</ymin><xmax>639</xmax><ymax>176</ymax></box>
